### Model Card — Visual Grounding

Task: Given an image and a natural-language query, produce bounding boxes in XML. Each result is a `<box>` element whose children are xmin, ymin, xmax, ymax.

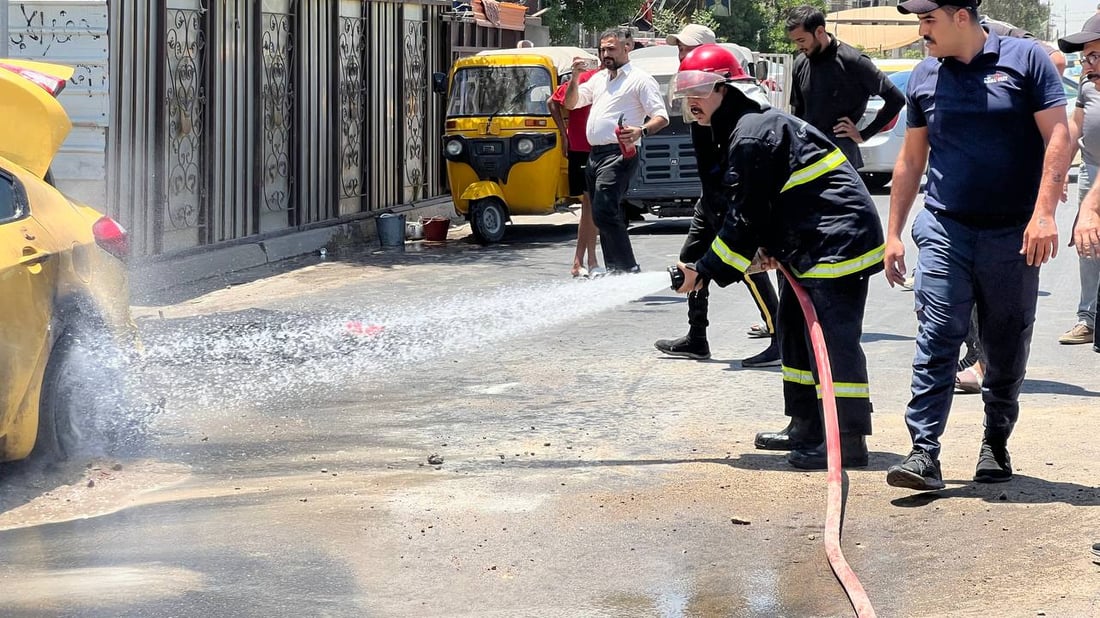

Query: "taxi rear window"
<box><xmin>0</xmin><ymin>172</ymin><xmax>15</xmax><ymax>221</ymax></box>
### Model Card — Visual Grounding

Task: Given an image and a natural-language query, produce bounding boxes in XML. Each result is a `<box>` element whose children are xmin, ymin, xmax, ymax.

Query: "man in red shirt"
<box><xmin>549</xmin><ymin>68</ymin><xmax>601</xmax><ymax>277</ymax></box>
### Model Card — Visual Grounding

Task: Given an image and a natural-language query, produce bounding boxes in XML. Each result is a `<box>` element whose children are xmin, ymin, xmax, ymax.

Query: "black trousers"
<box><xmin>679</xmin><ymin>199</ymin><xmax>779</xmax><ymax>336</ymax></box>
<box><xmin>586</xmin><ymin>145</ymin><xmax>639</xmax><ymax>271</ymax></box>
<box><xmin>778</xmin><ymin>275</ymin><xmax>873</xmax><ymax>436</ymax></box>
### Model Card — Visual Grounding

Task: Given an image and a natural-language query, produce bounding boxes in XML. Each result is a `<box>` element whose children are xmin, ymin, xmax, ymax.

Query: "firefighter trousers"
<box><xmin>778</xmin><ymin>274</ymin><xmax>873</xmax><ymax>436</ymax></box>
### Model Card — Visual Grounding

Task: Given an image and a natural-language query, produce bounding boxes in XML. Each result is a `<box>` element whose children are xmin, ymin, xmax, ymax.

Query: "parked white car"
<box><xmin>856</xmin><ymin>59</ymin><xmax>920</xmax><ymax>191</ymax></box>
<box><xmin>858</xmin><ymin>58</ymin><xmax>1080</xmax><ymax>190</ymax></box>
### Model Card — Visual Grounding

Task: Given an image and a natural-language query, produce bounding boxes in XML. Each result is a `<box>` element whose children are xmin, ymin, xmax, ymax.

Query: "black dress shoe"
<box><xmin>787</xmin><ymin>433</ymin><xmax>869</xmax><ymax>470</ymax></box>
<box><xmin>754</xmin><ymin>416</ymin><xmax>822</xmax><ymax>451</ymax></box>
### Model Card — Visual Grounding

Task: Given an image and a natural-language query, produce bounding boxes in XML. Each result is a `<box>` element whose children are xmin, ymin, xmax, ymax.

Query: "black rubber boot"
<box><xmin>654</xmin><ymin>287</ymin><xmax>710</xmax><ymax>360</ymax></box>
<box><xmin>754</xmin><ymin>416</ymin><xmax>822</xmax><ymax>451</ymax></box>
<box><xmin>787</xmin><ymin>433</ymin><xmax>869</xmax><ymax>470</ymax></box>
<box><xmin>654</xmin><ymin>335</ymin><xmax>710</xmax><ymax>359</ymax></box>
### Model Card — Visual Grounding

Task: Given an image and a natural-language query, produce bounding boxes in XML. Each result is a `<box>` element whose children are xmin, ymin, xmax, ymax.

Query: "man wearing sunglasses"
<box><xmin>884</xmin><ymin>0</ymin><xmax>1070</xmax><ymax>491</ymax></box>
<box><xmin>1056</xmin><ymin>19</ymin><xmax>1100</xmax><ymax>352</ymax></box>
<box><xmin>1060</xmin><ymin>15</ymin><xmax>1100</xmax><ymax>565</ymax></box>
<box><xmin>669</xmin><ymin>45</ymin><xmax>885</xmax><ymax>470</ymax></box>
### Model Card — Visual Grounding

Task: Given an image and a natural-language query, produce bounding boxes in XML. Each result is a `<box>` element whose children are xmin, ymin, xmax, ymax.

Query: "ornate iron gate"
<box><xmin>259</xmin><ymin>1</ymin><xmax>297</xmax><ymax>230</ymax></box>
<box><xmin>164</xmin><ymin>1</ymin><xmax>208</xmax><ymax>249</ymax></box>
<box><xmin>109</xmin><ymin>0</ymin><xmax>451</xmax><ymax>257</ymax></box>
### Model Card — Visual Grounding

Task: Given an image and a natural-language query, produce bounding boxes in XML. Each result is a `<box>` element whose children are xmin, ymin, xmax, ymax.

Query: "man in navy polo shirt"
<box><xmin>883</xmin><ymin>0</ymin><xmax>1071</xmax><ymax>491</ymax></box>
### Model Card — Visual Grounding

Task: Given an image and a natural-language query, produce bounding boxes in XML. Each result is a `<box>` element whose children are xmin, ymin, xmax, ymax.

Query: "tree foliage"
<box><xmin>544</xmin><ymin>0</ymin><xmax>643</xmax><ymax>45</ymax></box>
<box><xmin>981</xmin><ymin>0</ymin><xmax>1051</xmax><ymax>40</ymax></box>
<box><xmin>541</xmin><ymin>0</ymin><xmax>829</xmax><ymax>53</ymax></box>
<box><xmin>650</xmin><ymin>7</ymin><xmax>720</xmax><ymax>38</ymax></box>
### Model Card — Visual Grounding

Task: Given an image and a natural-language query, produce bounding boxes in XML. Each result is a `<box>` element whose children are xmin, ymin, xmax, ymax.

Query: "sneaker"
<box><xmin>588</xmin><ymin>266</ymin><xmax>607</xmax><ymax>278</ymax></box>
<box><xmin>886</xmin><ymin>449</ymin><xmax>945</xmax><ymax>491</ymax></box>
<box><xmin>606</xmin><ymin>265</ymin><xmax>641</xmax><ymax>276</ymax></box>
<box><xmin>1058</xmin><ymin>322</ymin><xmax>1095</xmax><ymax>345</ymax></box>
<box><xmin>973</xmin><ymin>440</ymin><xmax>1012</xmax><ymax>483</ymax></box>
<box><xmin>746</xmin><ymin>323</ymin><xmax>773</xmax><ymax>339</ymax></box>
<box><xmin>741</xmin><ymin>341</ymin><xmax>780</xmax><ymax>367</ymax></box>
<box><xmin>654</xmin><ymin>335</ymin><xmax>711</xmax><ymax>360</ymax></box>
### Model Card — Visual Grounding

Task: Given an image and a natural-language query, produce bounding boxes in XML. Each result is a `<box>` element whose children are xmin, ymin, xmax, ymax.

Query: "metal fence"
<box><xmin>107</xmin><ymin>0</ymin><xmax>452</xmax><ymax>257</ymax></box>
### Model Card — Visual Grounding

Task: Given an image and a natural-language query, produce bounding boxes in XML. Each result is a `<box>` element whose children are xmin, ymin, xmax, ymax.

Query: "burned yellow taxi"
<box><xmin>0</xmin><ymin>60</ymin><xmax>135</xmax><ymax>462</ymax></box>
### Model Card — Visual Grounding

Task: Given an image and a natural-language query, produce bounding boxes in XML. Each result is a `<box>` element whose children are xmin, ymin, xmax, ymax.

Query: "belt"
<box><xmin>589</xmin><ymin>144</ymin><xmax>620</xmax><ymax>154</ymax></box>
<box><xmin>932</xmin><ymin>208</ymin><xmax>1031</xmax><ymax>230</ymax></box>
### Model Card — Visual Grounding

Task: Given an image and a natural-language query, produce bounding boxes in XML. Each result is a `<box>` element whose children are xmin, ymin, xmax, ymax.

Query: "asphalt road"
<box><xmin>0</xmin><ymin>188</ymin><xmax>1098</xmax><ymax>617</ymax></box>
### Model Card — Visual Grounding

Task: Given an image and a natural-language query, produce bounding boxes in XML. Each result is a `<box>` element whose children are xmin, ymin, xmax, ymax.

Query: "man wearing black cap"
<box><xmin>1060</xmin><ymin>14</ymin><xmax>1100</xmax><ymax>563</ymax></box>
<box><xmin>1057</xmin><ymin>16</ymin><xmax>1100</xmax><ymax>349</ymax></box>
<box><xmin>883</xmin><ymin>0</ymin><xmax>1071</xmax><ymax>491</ymax></box>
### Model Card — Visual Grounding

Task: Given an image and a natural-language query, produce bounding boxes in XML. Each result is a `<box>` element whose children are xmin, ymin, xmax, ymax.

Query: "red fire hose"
<box><xmin>778</xmin><ymin>265</ymin><xmax>877</xmax><ymax>618</ymax></box>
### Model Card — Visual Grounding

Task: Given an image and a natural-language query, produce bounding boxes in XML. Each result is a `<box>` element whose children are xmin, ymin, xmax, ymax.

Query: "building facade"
<box><xmin>3</xmin><ymin>0</ymin><xmax>516</xmax><ymax>258</ymax></box>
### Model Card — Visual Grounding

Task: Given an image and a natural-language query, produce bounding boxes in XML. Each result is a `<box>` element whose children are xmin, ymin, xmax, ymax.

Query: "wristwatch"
<box><xmin>641</xmin><ymin>127</ymin><xmax>649</xmax><ymax>137</ymax></box>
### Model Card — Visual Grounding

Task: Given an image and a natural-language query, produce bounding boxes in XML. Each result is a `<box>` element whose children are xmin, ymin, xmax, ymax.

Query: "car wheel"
<box><xmin>861</xmin><ymin>172</ymin><xmax>891</xmax><ymax>193</ymax></box>
<box><xmin>470</xmin><ymin>198</ymin><xmax>507</xmax><ymax>245</ymax></box>
<box><xmin>36</xmin><ymin>329</ymin><xmax>128</xmax><ymax>460</ymax></box>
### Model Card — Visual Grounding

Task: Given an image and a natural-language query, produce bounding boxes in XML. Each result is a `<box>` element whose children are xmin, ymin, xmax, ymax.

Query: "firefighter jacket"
<box><xmin>693</xmin><ymin>92</ymin><xmax>885</xmax><ymax>288</ymax></box>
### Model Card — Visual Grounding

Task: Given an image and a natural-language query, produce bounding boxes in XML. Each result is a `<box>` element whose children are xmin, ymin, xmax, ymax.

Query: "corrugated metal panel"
<box><xmin>6</xmin><ymin>0</ymin><xmax>110</xmax><ymax>208</ymax></box>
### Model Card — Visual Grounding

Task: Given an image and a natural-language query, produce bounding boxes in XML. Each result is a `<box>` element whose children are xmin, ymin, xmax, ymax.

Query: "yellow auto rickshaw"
<box><xmin>431</xmin><ymin>46</ymin><xmax>598</xmax><ymax>244</ymax></box>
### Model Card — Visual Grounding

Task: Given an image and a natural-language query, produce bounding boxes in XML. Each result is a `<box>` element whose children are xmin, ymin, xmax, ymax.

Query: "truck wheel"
<box><xmin>470</xmin><ymin>198</ymin><xmax>507</xmax><ymax>245</ymax></box>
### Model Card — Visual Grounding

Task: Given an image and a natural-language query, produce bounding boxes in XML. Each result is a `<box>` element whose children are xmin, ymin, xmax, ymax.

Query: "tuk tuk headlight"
<box><xmin>445</xmin><ymin>139</ymin><xmax>464</xmax><ymax>157</ymax></box>
<box><xmin>515</xmin><ymin>137</ymin><xmax>535</xmax><ymax>156</ymax></box>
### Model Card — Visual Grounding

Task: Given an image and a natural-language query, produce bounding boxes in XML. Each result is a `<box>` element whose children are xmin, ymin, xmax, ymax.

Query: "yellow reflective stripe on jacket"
<box><xmin>710</xmin><ymin>237</ymin><xmax>751</xmax><ymax>272</ymax></box>
<box><xmin>815</xmin><ymin>382</ymin><xmax>871</xmax><ymax>399</ymax></box>
<box><xmin>782</xmin><ymin>365</ymin><xmax>815</xmax><ymax>385</ymax></box>
<box><xmin>781</xmin><ymin>148</ymin><xmax>847</xmax><ymax>193</ymax></box>
<box><xmin>794</xmin><ymin>244</ymin><xmax>887</xmax><ymax>279</ymax></box>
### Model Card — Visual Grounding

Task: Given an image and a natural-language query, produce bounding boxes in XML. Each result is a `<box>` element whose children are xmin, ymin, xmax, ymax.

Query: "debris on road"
<box><xmin>730</xmin><ymin>518</ymin><xmax>751</xmax><ymax>525</ymax></box>
<box><xmin>428</xmin><ymin>454</ymin><xmax>444</xmax><ymax>465</ymax></box>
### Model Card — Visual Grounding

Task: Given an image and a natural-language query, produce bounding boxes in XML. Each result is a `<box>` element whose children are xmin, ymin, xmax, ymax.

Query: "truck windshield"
<box><xmin>446</xmin><ymin>65</ymin><xmax>554</xmax><ymax>117</ymax></box>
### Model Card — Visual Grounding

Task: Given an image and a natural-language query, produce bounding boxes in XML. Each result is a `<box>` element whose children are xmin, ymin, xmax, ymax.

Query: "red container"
<box><xmin>420</xmin><ymin>216</ymin><xmax>451</xmax><ymax>242</ymax></box>
<box><xmin>615</xmin><ymin>114</ymin><xmax>637</xmax><ymax>159</ymax></box>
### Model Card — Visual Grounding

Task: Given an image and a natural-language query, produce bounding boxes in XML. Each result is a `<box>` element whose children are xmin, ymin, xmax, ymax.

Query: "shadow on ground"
<box><xmin>1022</xmin><ymin>378</ymin><xmax>1100</xmax><ymax>398</ymax></box>
<box><xmin>889</xmin><ymin>474</ymin><xmax>1100</xmax><ymax>507</ymax></box>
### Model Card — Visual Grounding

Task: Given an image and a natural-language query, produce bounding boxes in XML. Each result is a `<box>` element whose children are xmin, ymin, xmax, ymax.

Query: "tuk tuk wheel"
<box><xmin>470</xmin><ymin>198</ymin><xmax>507</xmax><ymax>245</ymax></box>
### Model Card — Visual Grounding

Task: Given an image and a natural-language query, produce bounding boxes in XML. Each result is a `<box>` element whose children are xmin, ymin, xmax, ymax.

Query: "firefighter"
<box><xmin>669</xmin><ymin>45</ymin><xmax>885</xmax><ymax>469</ymax></box>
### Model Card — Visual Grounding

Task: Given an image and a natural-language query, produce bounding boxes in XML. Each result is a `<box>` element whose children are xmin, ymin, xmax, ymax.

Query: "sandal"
<box><xmin>955</xmin><ymin>365</ymin><xmax>983</xmax><ymax>394</ymax></box>
<box><xmin>746</xmin><ymin>323</ymin><xmax>772</xmax><ymax>339</ymax></box>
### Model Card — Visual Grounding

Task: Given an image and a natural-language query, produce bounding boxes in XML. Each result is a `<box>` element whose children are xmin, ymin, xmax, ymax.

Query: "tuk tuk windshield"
<box><xmin>446</xmin><ymin>65</ymin><xmax>554</xmax><ymax>117</ymax></box>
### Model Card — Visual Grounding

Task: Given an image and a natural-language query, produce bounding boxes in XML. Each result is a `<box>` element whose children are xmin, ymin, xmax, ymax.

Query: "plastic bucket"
<box><xmin>420</xmin><ymin>216</ymin><xmax>451</xmax><ymax>242</ymax></box>
<box><xmin>376</xmin><ymin>213</ymin><xmax>406</xmax><ymax>248</ymax></box>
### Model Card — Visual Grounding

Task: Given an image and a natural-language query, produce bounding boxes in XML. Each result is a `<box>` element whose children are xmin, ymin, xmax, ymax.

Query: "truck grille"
<box><xmin>638</xmin><ymin>139</ymin><xmax>698</xmax><ymax>183</ymax></box>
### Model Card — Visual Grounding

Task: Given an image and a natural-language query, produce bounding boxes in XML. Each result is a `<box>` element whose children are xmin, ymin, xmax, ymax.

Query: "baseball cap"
<box><xmin>666</xmin><ymin>24</ymin><xmax>717</xmax><ymax>47</ymax></box>
<box><xmin>1058</xmin><ymin>13</ymin><xmax>1100</xmax><ymax>52</ymax></box>
<box><xmin>897</xmin><ymin>0</ymin><xmax>980</xmax><ymax>15</ymax></box>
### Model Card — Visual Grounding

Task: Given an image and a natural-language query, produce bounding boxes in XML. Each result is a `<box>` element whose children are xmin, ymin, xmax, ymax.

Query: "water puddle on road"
<box><xmin>132</xmin><ymin>272</ymin><xmax>669</xmax><ymax>413</ymax></box>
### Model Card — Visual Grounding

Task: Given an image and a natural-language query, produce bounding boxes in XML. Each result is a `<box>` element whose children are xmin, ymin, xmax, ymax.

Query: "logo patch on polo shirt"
<box><xmin>984</xmin><ymin>72</ymin><xmax>1010</xmax><ymax>84</ymax></box>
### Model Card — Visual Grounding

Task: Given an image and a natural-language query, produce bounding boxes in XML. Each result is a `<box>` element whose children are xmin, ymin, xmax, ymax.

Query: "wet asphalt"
<box><xmin>0</xmin><ymin>189</ymin><xmax>1098</xmax><ymax>617</ymax></box>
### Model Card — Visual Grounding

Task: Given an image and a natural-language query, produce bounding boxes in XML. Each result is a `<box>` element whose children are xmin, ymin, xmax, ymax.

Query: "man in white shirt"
<box><xmin>565</xmin><ymin>28</ymin><xmax>669</xmax><ymax>273</ymax></box>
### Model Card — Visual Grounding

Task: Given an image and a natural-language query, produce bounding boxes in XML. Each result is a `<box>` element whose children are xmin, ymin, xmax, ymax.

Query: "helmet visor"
<box><xmin>669</xmin><ymin>70</ymin><xmax>728</xmax><ymax>103</ymax></box>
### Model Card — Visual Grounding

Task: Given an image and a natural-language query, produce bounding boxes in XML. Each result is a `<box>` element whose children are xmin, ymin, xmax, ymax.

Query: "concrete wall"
<box><xmin>4</xmin><ymin>0</ymin><xmax>110</xmax><ymax>209</ymax></box>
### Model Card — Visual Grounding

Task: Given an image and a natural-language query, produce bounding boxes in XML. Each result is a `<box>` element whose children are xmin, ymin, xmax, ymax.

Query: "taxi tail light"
<box><xmin>92</xmin><ymin>216</ymin><xmax>130</xmax><ymax>259</ymax></box>
<box><xmin>0</xmin><ymin>62</ymin><xmax>67</xmax><ymax>97</ymax></box>
<box><xmin>879</xmin><ymin>114</ymin><xmax>899</xmax><ymax>134</ymax></box>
